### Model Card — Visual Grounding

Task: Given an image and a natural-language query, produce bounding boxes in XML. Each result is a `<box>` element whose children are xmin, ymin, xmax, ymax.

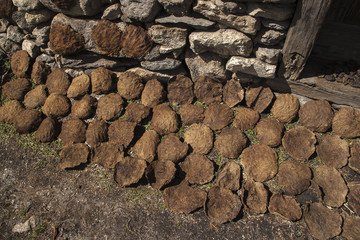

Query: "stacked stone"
<box><xmin>1</xmin><ymin>0</ymin><xmax>295</xmax><ymax>81</ymax></box>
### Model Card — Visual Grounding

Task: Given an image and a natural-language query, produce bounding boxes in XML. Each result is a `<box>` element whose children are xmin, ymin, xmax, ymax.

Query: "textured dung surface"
<box><xmin>24</xmin><ymin>85</ymin><xmax>47</xmax><ymax>109</ymax></box>
<box><xmin>114</xmin><ymin>156</ymin><xmax>147</xmax><ymax>187</ymax></box>
<box><xmin>271</xmin><ymin>94</ymin><xmax>299</xmax><ymax>123</ymax></box>
<box><xmin>180</xmin><ymin>153</ymin><xmax>214</xmax><ymax>185</ymax></box>
<box><xmin>11</xmin><ymin>50</ymin><xmax>30</xmax><ymax>78</ymax></box>
<box><xmin>121</xmin><ymin>24</ymin><xmax>153</xmax><ymax>59</ymax></box>
<box><xmin>67</xmin><ymin>74</ymin><xmax>90</xmax><ymax>98</ymax></box>
<box><xmin>92</xmin><ymin>20</ymin><xmax>123</xmax><ymax>56</ymax></box>
<box><xmin>268</xmin><ymin>193</ymin><xmax>302</xmax><ymax>221</ymax></box>
<box><xmin>298</xmin><ymin>100</ymin><xmax>333</xmax><ymax>132</ymax></box>
<box><xmin>332</xmin><ymin>106</ymin><xmax>360</xmax><ymax>139</ymax></box>
<box><xmin>233</xmin><ymin>107</ymin><xmax>259</xmax><ymax>131</ymax></box>
<box><xmin>350</xmin><ymin>142</ymin><xmax>360</xmax><ymax>174</ymax></box>
<box><xmin>242</xmin><ymin>180</ymin><xmax>268</xmax><ymax>214</ymax></box>
<box><xmin>223</xmin><ymin>79</ymin><xmax>244</xmax><ymax>108</ymax></box>
<box><xmin>59</xmin><ymin>119</ymin><xmax>87</xmax><ymax>145</ymax></box>
<box><xmin>255</xmin><ymin>118</ymin><xmax>283</xmax><ymax>147</ymax></box>
<box><xmin>93</xmin><ymin>142</ymin><xmax>124</xmax><ymax>169</ymax></box>
<box><xmin>13</xmin><ymin>109</ymin><xmax>42</xmax><ymax>134</ymax></box>
<box><xmin>46</xmin><ymin>68</ymin><xmax>70</xmax><ymax>95</ymax></box>
<box><xmin>167</xmin><ymin>75</ymin><xmax>194</xmax><ymax>106</ymax></box>
<box><xmin>245</xmin><ymin>85</ymin><xmax>274</xmax><ymax>113</ymax></box>
<box><xmin>117</xmin><ymin>72</ymin><xmax>144</xmax><ymax>100</ymax></box>
<box><xmin>282</xmin><ymin>126</ymin><xmax>316</xmax><ymax>161</ymax></box>
<box><xmin>157</xmin><ymin>133</ymin><xmax>188</xmax><ymax>163</ymax></box>
<box><xmin>125</xmin><ymin>103</ymin><xmax>150</xmax><ymax>123</ymax></box>
<box><xmin>141</xmin><ymin>79</ymin><xmax>165</xmax><ymax>108</ymax></box>
<box><xmin>151</xmin><ymin>103</ymin><xmax>179</xmax><ymax>135</ymax></box>
<box><xmin>50</xmin><ymin>23</ymin><xmax>85</xmax><ymax>55</ymax></box>
<box><xmin>214</xmin><ymin>127</ymin><xmax>247</xmax><ymax>159</ymax></box>
<box><xmin>2</xmin><ymin>78</ymin><xmax>30</xmax><ymax>100</ymax></box>
<box><xmin>194</xmin><ymin>76</ymin><xmax>223</xmax><ymax>105</ymax></box>
<box><xmin>85</xmin><ymin>119</ymin><xmax>108</xmax><ymax>147</ymax></box>
<box><xmin>204</xmin><ymin>103</ymin><xmax>234</xmax><ymax>130</ymax></box>
<box><xmin>91</xmin><ymin>67</ymin><xmax>114</xmax><ymax>94</ymax></box>
<box><xmin>35</xmin><ymin>117</ymin><xmax>58</xmax><ymax>143</ymax></box>
<box><xmin>71</xmin><ymin>95</ymin><xmax>97</xmax><ymax>119</ymax></box>
<box><xmin>179</xmin><ymin>104</ymin><xmax>205</xmax><ymax>125</ymax></box>
<box><xmin>42</xmin><ymin>94</ymin><xmax>71</xmax><ymax>119</ymax></box>
<box><xmin>184</xmin><ymin>123</ymin><xmax>213</xmax><ymax>154</ymax></box>
<box><xmin>108</xmin><ymin>120</ymin><xmax>136</xmax><ymax>148</ymax></box>
<box><xmin>146</xmin><ymin>160</ymin><xmax>176</xmax><ymax>190</ymax></box>
<box><xmin>97</xmin><ymin>93</ymin><xmax>124</xmax><ymax>121</ymax></box>
<box><xmin>216</xmin><ymin>162</ymin><xmax>241</xmax><ymax>191</ymax></box>
<box><xmin>316</xmin><ymin>134</ymin><xmax>349</xmax><ymax>168</ymax></box>
<box><xmin>59</xmin><ymin>143</ymin><xmax>89</xmax><ymax>169</ymax></box>
<box><xmin>133</xmin><ymin>130</ymin><xmax>160</xmax><ymax>163</ymax></box>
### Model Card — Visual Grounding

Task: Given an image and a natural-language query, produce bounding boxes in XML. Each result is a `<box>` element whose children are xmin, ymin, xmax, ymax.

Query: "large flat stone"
<box><xmin>247</xmin><ymin>3</ymin><xmax>295</xmax><ymax>21</ymax></box>
<box><xmin>120</xmin><ymin>0</ymin><xmax>161</xmax><ymax>22</ymax></box>
<box><xmin>155</xmin><ymin>15</ymin><xmax>215</xmax><ymax>30</ymax></box>
<box><xmin>226</xmin><ymin>56</ymin><xmax>277</xmax><ymax>78</ymax></box>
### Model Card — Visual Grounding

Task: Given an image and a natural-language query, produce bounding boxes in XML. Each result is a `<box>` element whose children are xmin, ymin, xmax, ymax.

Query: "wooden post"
<box><xmin>282</xmin><ymin>0</ymin><xmax>332</xmax><ymax>80</ymax></box>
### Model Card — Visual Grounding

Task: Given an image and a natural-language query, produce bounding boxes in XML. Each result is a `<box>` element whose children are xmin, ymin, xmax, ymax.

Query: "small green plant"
<box><xmin>284</xmin><ymin>122</ymin><xmax>297</xmax><ymax>131</ymax></box>
<box><xmin>308</xmin><ymin>156</ymin><xmax>323</xmax><ymax>170</ymax></box>
<box><xmin>193</xmin><ymin>101</ymin><xmax>206</xmax><ymax>108</ymax></box>
<box><xmin>274</xmin><ymin>147</ymin><xmax>288</xmax><ymax>166</ymax></box>
<box><xmin>176</xmin><ymin>125</ymin><xmax>186</xmax><ymax>138</ymax></box>
<box><xmin>143</xmin><ymin>121</ymin><xmax>151</xmax><ymax>130</ymax></box>
<box><xmin>268</xmin><ymin>113</ymin><xmax>274</xmax><ymax>118</ymax></box>
<box><xmin>126</xmin><ymin>188</ymin><xmax>147</xmax><ymax>206</ymax></box>
<box><xmin>215</xmin><ymin>155</ymin><xmax>224</xmax><ymax>166</ymax></box>
<box><xmin>32</xmin><ymin>222</ymin><xmax>46</xmax><ymax>236</ymax></box>
<box><xmin>245</xmin><ymin>129</ymin><xmax>259</xmax><ymax>145</ymax></box>
<box><xmin>0</xmin><ymin>94</ymin><xmax>9</xmax><ymax>106</ymax></box>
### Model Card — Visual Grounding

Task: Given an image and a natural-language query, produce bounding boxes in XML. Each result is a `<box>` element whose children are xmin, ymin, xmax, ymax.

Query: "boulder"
<box><xmin>233</xmin><ymin>107</ymin><xmax>259</xmax><ymax>131</ymax></box>
<box><xmin>350</xmin><ymin>142</ymin><xmax>360</xmax><ymax>174</ymax></box>
<box><xmin>120</xmin><ymin>0</ymin><xmax>161</xmax><ymax>22</ymax></box>
<box><xmin>167</xmin><ymin>75</ymin><xmax>194</xmax><ymax>106</ymax></box>
<box><xmin>46</xmin><ymin>68</ymin><xmax>70</xmax><ymax>95</ymax></box>
<box><xmin>108</xmin><ymin>120</ymin><xmax>136</xmax><ymax>148</ymax></box>
<box><xmin>277</xmin><ymin>160</ymin><xmax>311</xmax><ymax>195</ymax></box>
<box><xmin>133</xmin><ymin>130</ymin><xmax>160</xmax><ymax>163</ymax></box>
<box><xmin>59</xmin><ymin>143</ymin><xmax>89</xmax><ymax>169</ymax></box>
<box><xmin>14</xmin><ymin>109</ymin><xmax>42</xmax><ymax>134</ymax></box>
<box><xmin>0</xmin><ymin>100</ymin><xmax>24</xmax><ymax>124</ymax></box>
<box><xmin>11</xmin><ymin>50</ymin><xmax>30</xmax><ymax>78</ymax></box>
<box><xmin>125</xmin><ymin>103</ymin><xmax>150</xmax><ymax>124</ymax></box>
<box><xmin>204</xmin><ymin>104</ymin><xmax>234</xmax><ymax>130</ymax></box>
<box><xmin>180</xmin><ymin>153</ymin><xmax>214</xmax><ymax>184</ymax></box>
<box><xmin>268</xmin><ymin>193</ymin><xmax>302</xmax><ymax>221</ymax></box>
<box><xmin>114</xmin><ymin>156</ymin><xmax>147</xmax><ymax>186</ymax></box>
<box><xmin>7</xmin><ymin>25</ymin><xmax>25</xmax><ymax>43</ymax></box>
<box><xmin>85</xmin><ymin>119</ymin><xmax>108</xmax><ymax>147</ymax></box>
<box><xmin>189</xmin><ymin>29</ymin><xmax>252</xmax><ymax>57</ymax></box>
<box><xmin>298</xmin><ymin>100</ymin><xmax>333</xmax><ymax>132</ymax></box>
<box><xmin>226</xmin><ymin>56</ymin><xmax>277</xmax><ymax>78</ymax></box>
<box><xmin>151</xmin><ymin>103</ymin><xmax>179</xmax><ymax>135</ymax></box>
<box><xmin>148</xmin><ymin>25</ymin><xmax>187</xmax><ymax>55</ymax></box>
<box><xmin>2</xmin><ymin>78</ymin><xmax>30</xmax><ymax>100</ymax></box>
<box><xmin>179</xmin><ymin>104</ymin><xmax>205</xmax><ymax>125</ymax></box>
<box><xmin>313</xmin><ymin>165</ymin><xmax>348</xmax><ymax>208</ymax></box>
<box><xmin>193</xmin><ymin>0</ymin><xmax>260</xmax><ymax>35</ymax></box>
<box><xmin>22</xmin><ymin>39</ymin><xmax>39</xmax><ymax>58</ymax></box>
<box><xmin>184</xmin><ymin>123</ymin><xmax>213</xmax><ymax>154</ymax></box>
<box><xmin>157</xmin><ymin>133</ymin><xmax>188</xmax><ymax>163</ymax></box>
<box><xmin>13</xmin><ymin>0</ymin><xmax>43</xmax><ymax>11</ymax></box>
<box><xmin>214</xmin><ymin>127</ymin><xmax>247</xmax><ymax>159</ymax></box>
<box><xmin>91</xmin><ymin>67</ymin><xmax>113</xmax><ymax>94</ymax></box>
<box><xmin>12</xmin><ymin>10</ymin><xmax>53</xmax><ymax>32</ymax></box>
<box><xmin>141</xmin><ymin>79</ymin><xmax>165</xmax><ymax>108</ymax></box>
<box><xmin>247</xmin><ymin>3</ymin><xmax>294</xmax><ymax>21</ymax></box>
<box><xmin>97</xmin><ymin>93</ymin><xmax>124</xmax><ymax>121</ymax></box>
<box><xmin>31</xmin><ymin>61</ymin><xmax>49</xmax><ymax>84</ymax></box>
<box><xmin>255</xmin><ymin>47</ymin><xmax>281</xmax><ymax>65</ymax></box>
<box><xmin>163</xmin><ymin>182</ymin><xmax>207</xmax><ymax>214</ymax></box>
<box><xmin>67</xmin><ymin>74</ymin><xmax>90</xmax><ymax>98</ymax></box>
<box><xmin>216</xmin><ymin>162</ymin><xmax>241</xmax><ymax>191</ymax></box>
<box><xmin>223</xmin><ymin>79</ymin><xmax>244</xmax><ymax>108</ymax></box>
<box><xmin>194</xmin><ymin>75</ymin><xmax>223</xmax><ymax>105</ymax></box>
<box><xmin>59</xmin><ymin>119</ymin><xmax>87</xmax><ymax>145</ymax></box>
<box><xmin>116</xmin><ymin>72</ymin><xmax>144</xmax><ymax>100</ymax></box>
<box><xmin>101</xmin><ymin>3</ymin><xmax>122</xmax><ymax>20</ymax></box>
<box><xmin>317</xmin><ymin>134</ymin><xmax>349</xmax><ymax>168</ymax></box>
<box><xmin>282</xmin><ymin>126</ymin><xmax>316</xmax><ymax>161</ymax></box>
<box><xmin>32</xmin><ymin>25</ymin><xmax>50</xmax><ymax>47</ymax></box>
<box><xmin>255</xmin><ymin>29</ymin><xmax>286</xmax><ymax>46</ymax></box>
<box><xmin>42</xmin><ymin>93</ymin><xmax>71</xmax><ymax>118</ymax></box>
<box><xmin>332</xmin><ymin>106</ymin><xmax>360</xmax><ymax>138</ymax></box>
<box><xmin>206</xmin><ymin>186</ymin><xmax>242</xmax><ymax>224</ymax></box>
<box><xmin>49</xmin><ymin>22</ymin><xmax>85</xmax><ymax>55</ymax></box>
<box><xmin>240</xmin><ymin>144</ymin><xmax>278</xmax><ymax>182</ymax></box>
<box><xmin>242</xmin><ymin>180</ymin><xmax>268</xmax><ymax>214</ymax></box>
<box><xmin>270</xmin><ymin>94</ymin><xmax>299</xmax><ymax>123</ymax></box>
<box><xmin>304</xmin><ymin>203</ymin><xmax>342</xmax><ymax>240</ymax></box>
<box><xmin>93</xmin><ymin>142</ymin><xmax>124</xmax><ymax>169</ymax></box>
<box><xmin>71</xmin><ymin>95</ymin><xmax>96</xmax><ymax>119</ymax></box>
<box><xmin>146</xmin><ymin>160</ymin><xmax>176</xmax><ymax>190</ymax></box>
<box><xmin>24</xmin><ymin>84</ymin><xmax>47</xmax><ymax>109</ymax></box>
<box><xmin>121</xmin><ymin>24</ymin><xmax>153</xmax><ymax>59</ymax></box>
<box><xmin>35</xmin><ymin>117</ymin><xmax>58</xmax><ymax>142</ymax></box>
<box><xmin>255</xmin><ymin>118</ymin><xmax>283</xmax><ymax>147</ymax></box>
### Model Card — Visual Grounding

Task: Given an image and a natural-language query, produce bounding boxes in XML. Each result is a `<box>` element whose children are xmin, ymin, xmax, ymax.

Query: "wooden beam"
<box><xmin>282</xmin><ymin>0</ymin><xmax>332</xmax><ymax>80</ymax></box>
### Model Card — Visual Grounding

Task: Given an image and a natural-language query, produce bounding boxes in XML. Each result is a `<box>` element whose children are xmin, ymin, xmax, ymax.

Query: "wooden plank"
<box><xmin>282</xmin><ymin>0</ymin><xmax>332</xmax><ymax>80</ymax></box>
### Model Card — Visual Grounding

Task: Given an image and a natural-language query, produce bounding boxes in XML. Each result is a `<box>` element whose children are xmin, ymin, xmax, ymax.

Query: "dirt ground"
<box><xmin>0</xmin><ymin>131</ymin><xmax>318</xmax><ymax>240</ymax></box>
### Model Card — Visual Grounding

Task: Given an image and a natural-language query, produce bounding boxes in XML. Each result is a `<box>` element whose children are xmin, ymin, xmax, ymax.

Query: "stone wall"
<box><xmin>0</xmin><ymin>0</ymin><xmax>296</xmax><ymax>81</ymax></box>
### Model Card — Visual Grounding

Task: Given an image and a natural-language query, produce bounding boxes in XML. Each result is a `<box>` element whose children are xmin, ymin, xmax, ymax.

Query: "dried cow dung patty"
<box><xmin>59</xmin><ymin>119</ymin><xmax>87</xmax><ymax>145</ymax></box>
<box><xmin>108</xmin><ymin>120</ymin><xmax>136</xmax><ymax>148</ymax></box>
<box><xmin>240</xmin><ymin>144</ymin><xmax>278</xmax><ymax>182</ymax></box>
<box><xmin>206</xmin><ymin>186</ymin><xmax>242</xmax><ymax>224</ymax></box>
<box><xmin>157</xmin><ymin>133</ymin><xmax>188</xmax><ymax>163</ymax></box>
<box><xmin>141</xmin><ymin>79</ymin><xmax>165</xmax><ymax>108</ymax></box>
<box><xmin>93</xmin><ymin>142</ymin><xmax>124</xmax><ymax>169</ymax></box>
<box><xmin>214</xmin><ymin>127</ymin><xmax>247</xmax><ymax>159</ymax></box>
<box><xmin>133</xmin><ymin>130</ymin><xmax>160</xmax><ymax>163</ymax></box>
<box><xmin>114</xmin><ymin>156</ymin><xmax>147</xmax><ymax>187</ymax></box>
<box><xmin>304</xmin><ymin>203</ymin><xmax>342</xmax><ymax>240</ymax></box>
<box><xmin>35</xmin><ymin>117</ymin><xmax>59</xmax><ymax>143</ymax></box>
<box><xmin>92</xmin><ymin>19</ymin><xmax>122</xmax><ymax>56</ymax></box>
<box><xmin>14</xmin><ymin>109</ymin><xmax>42</xmax><ymax>134</ymax></box>
<box><xmin>11</xmin><ymin>50</ymin><xmax>30</xmax><ymax>78</ymax></box>
<box><xmin>270</xmin><ymin>93</ymin><xmax>299</xmax><ymax>123</ymax></box>
<box><xmin>298</xmin><ymin>100</ymin><xmax>333</xmax><ymax>132</ymax></box>
<box><xmin>216</xmin><ymin>162</ymin><xmax>241</xmax><ymax>191</ymax></box>
<box><xmin>117</xmin><ymin>72</ymin><xmax>144</xmax><ymax>100</ymax></box>
<box><xmin>24</xmin><ymin>84</ymin><xmax>47</xmax><ymax>109</ymax></box>
<box><xmin>233</xmin><ymin>107</ymin><xmax>259</xmax><ymax>131</ymax></box>
<box><xmin>178</xmin><ymin>104</ymin><xmax>205</xmax><ymax>125</ymax></box>
<box><xmin>42</xmin><ymin>93</ymin><xmax>71</xmax><ymax>119</ymax></box>
<box><xmin>67</xmin><ymin>74</ymin><xmax>90</xmax><ymax>98</ymax></box>
<box><xmin>85</xmin><ymin>119</ymin><xmax>108</xmax><ymax>147</ymax></box>
<box><xmin>146</xmin><ymin>160</ymin><xmax>176</xmax><ymax>190</ymax></box>
<box><xmin>167</xmin><ymin>75</ymin><xmax>194</xmax><ymax>106</ymax></box>
<box><xmin>245</xmin><ymin>85</ymin><xmax>274</xmax><ymax>113</ymax></box>
<box><xmin>184</xmin><ymin>123</ymin><xmax>213</xmax><ymax>154</ymax></box>
<box><xmin>341</xmin><ymin>214</ymin><xmax>360</xmax><ymax>240</ymax></box>
<box><xmin>59</xmin><ymin>143</ymin><xmax>89</xmax><ymax>170</ymax></box>
<box><xmin>91</xmin><ymin>67</ymin><xmax>113</xmax><ymax>94</ymax></box>
<box><xmin>313</xmin><ymin>165</ymin><xmax>348</xmax><ymax>208</ymax></box>
<box><xmin>332</xmin><ymin>106</ymin><xmax>360</xmax><ymax>139</ymax></box>
<box><xmin>49</xmin><ymin>23</ymin><xmax>85</xmax><ymax>55</ymax></box>
<box><xmin>121</xmin><ymin>24</ymin><xmax>153</xmax><ymax>59</ymax></box>
<box><xmin>97</xmin><ymin>93</ymin><xmax>124</xmax><ymax>121</ymax></box>
<box><xmin>282</xmin><ymin>126</ymin><xmax>316</xmax><ymax>161</ymax></box>
<box><xmin>180</xmin><ymin>153</ymin><xmax>214</xmax><ymax>185</ymax></box>
<box><xmin>316</xmin><ymin>134</ymin><xmax>349</xmax><ymax>168</ymax></box>
<box><xmin>255</xmin><ymin>118</ymin><xmax>283</xmax><ymax>147</ymax></box>
<box><xmin>71</xmin><ymin>95</ymin><xmax>97</xmax><ymax>120</ymax></box>
<box><xmin>31</xmin><ymin>61</ymin><xmax>49</xmax><ymax>85</ymax></box>
<box><xmin>194</xmin><ymin>75</ymin><xmax>223</xmax><ymax>105</ymax></box>
<box><xmin>151</xmin><ymin>103</ymin><xmax>179</xmax><ymax>135</ymax></box>
<box><xmin>2</xmin><ymin>77</ymin><xmax>30</xmax><ymax>100</ymax></box>
<box><xmin>241</xmin><ymin>180</ymin><xmax>268</xmax><ymax>214</ymax></box>
<box><xmin>163</xmin><ymin>182</ymin><xmax>207</xmax><ymax>214</ymax></box>
<box><xmin>350</xmin><ymin>142</ymin><xmax>360</xmax><ymax>174</ymax></box>
<box><xmin>348</xmin><ymin>182</ymin><xmax>360</xmax><ymax>215</ymax></box>
<box><xmin>204</xmin><ymin>103</ymin><xmax>234</xmax><ymax>130</ymax></box>
<box><xmin>277</xmin><ymin>160</ymin><xmax>311</xmax><ymax>196</ymax></box>
<box><xmin>46</xmin><ymin>68</ymin><xmax>70</xmax><ymax>95</ymax></box>
<box><xmin>268</xmin><ymin>193</ymin><xmax>302</xmax><ymax>221</ymax></box>
<box><xmin>223</xmin><ymin>79</ymin><xmax>244</xmax><ymax>108</ymax></box>
<box><xmin>0</xmin><ymin>100</ymin><xmax>24</xmax><ymax>124</ymax></box>
<box><xmin>125</xmin><ymin>103</ymin><xmax>150</xmax><ymax>123</ymax></box>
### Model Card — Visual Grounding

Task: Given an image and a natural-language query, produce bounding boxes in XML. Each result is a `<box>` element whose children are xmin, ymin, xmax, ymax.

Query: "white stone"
<box><xmin>101</xmin><ymin>3</ymin><xmax>122</xmax><ymax>20</ymax></box>
<box><xmin>120</xmin><ymin>0</ymin><xmax>162</xmax><ymax>22</ymax></box>
<box><xmin>25</xmin><ymin>9</ymin><xmax>53</xmax><ymax>26</ymax></box>
<box><xmin>148</xmin><ymin>25</ymin><xmax>188</xmax><ymax>54</ymax></box>
<box><xmin>7</xmin><ymin>25</ymin><xmax>24</xmax><ymax>43</ymax></box>
<box><xmin>189</xmin><ymin>29</ymin><xmax>253</xmax><ymax>57</ymax></box>
<box><xmin>12</xmin><ymin>216</ymin><xmax>36</xmax><ymax>234</ymax></box>
<box><xmin>22</xmin><ymin>39</ymin><xmax>40</xmax><ymax>58</ymax></box>
<box><xmin>0</xmin><ymin>19</ymin><xmax>10</xmax><ymax>33</ymax></box>
<box><xmin>12</xmin><ymin>0</ymin><xmax>43</xmax><ymax>11</ymax></box>
<box><xmin>256</xmin><ymin>47</ymin><xmax>281</xmax><ymax>64</ymax></box>
<box><xmin>226</xmin><ymin>56</ymin><xmax>277</xmax><ymax>78</ymax></box>
<box><xmin>256</xmin><ymin>29</ymin><xmax>286</xmax><ymax>46</ymax></box>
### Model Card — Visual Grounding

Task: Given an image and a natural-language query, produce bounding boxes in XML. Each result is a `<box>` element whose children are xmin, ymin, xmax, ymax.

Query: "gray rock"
<box><xmin>141</xmin><ymin>58</ymin><xmax>182</xmax><ymax>71</ymax></box>
<box><xmin>223</xmin><ymin>1</ymin><xmax>246</xmax><ymax>14</ymax></box>
<box><xmin>22</xmin><ymin>39</ymin><xmax>40</xmax><ymax>58</ymax></box>
<box><xmin>12</xmin><ymin>0</ymin><xmax>43</xmax><ymax>11</ymax></box>
<box><xmin>256</xmin><ymin>29</ymin><xmax>286</xmax><ymax>46</ymax></box>
<box><xmin>12</xmin><ymin>10</ymin><xmax>53</xmax><ymax>32</ymax></box>
<box><xmin>255</xmin><ymin>47</ymin><xmax>281</xmax><ymax>64</ymax></box>
<box><xmin>36</xmin><ymin>53</ymin><xmax>54</xmax><ymax>64</ymax></box>
<box><xmin>125</xmin><ymin>67</ymin><xmax>173</xmax><ymax>83</ymax></box>
<box><xmin>39</xmin><ymin>0</ymin><xmax>108</xmax><ymax>17</ymax></box>
<box><xmin>193</xmin><ymin>0</ymin><xmax>261</xmax><ymax>35</ymax></box>
<box><xmin>247</xmin><ymin>3</ymin><xmax>295</xmax><ymax>21</ymax></box>
<box><xmin>143</xmin><ymin>45</ymin><xmax>162</xmax><ymax>61</ymax></box>
<box><xmin>0</xmin><ymin>37</ymin><xmax>21</xmax><ymax>56</ymax></box>
<box><xmin>232</xmin><ymin>72</ymin><xmax>262</xmax><ymax>84</ymax></box>
<box><xmin>185</xmin><ymin>49</ymin><xmax>230</xmax><ymax>81</ymax></box>
<box><xmin>262</xmin><ymin>19</ymin><xmax>290</xmax><ymax>31</ymax></box>
<box><xmin>155</xmin><ymin>15</ymin><xmax>215</xmax><ymax>30</ymax></box>
<box><xmin>7</xmin><ymin>25</ymin><xmax>25</xmax><ymax>43</ymax></box>
<box><xmin>101</xmin><ymin>3</ymin><xmax>122</xmax><ymax>20</ymax></box>
<box><xmin>12</xmin><ymin>216</ymin><xmax>37</xmax><ymax>233</ymax></box>
<box><xmin>148</xmin><ymin>25</ymin><xmax>188</xmax><ymax>55</ymax></box>
<box><xmin>226</xmin><ymin>56</ymin><xmax>277</xmax><ymax>78</ymax></box>
<box><xmin>189</xmin><ymin>29</ymin><xmax>253</xmax><ymax>57</ymax></box>
<box><xmin>32</xmin><ymin>25</ymin><xmax>50</xmax><ymax>46</ymax></box>
<box><xmin>0</xmin><ymin>18</ymin><xmax>10</xmax><ymax>33</ymax></box>
<box><xmin>120</xmin><ymin>0</ymin><xmax>162</xmax><ymax>22</ymax></box>
<box><xmin>158</xmin><ymin>0</ymin><xmax>193</xmax><ymax>16</ymax></box>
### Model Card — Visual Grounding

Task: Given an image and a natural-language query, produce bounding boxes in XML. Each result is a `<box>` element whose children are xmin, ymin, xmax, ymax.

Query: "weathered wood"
<box><xmin>266</xmin><ymin>77</ymin><xmax>360</xmax><ymax>109</ymax></box>
<box><xmin>282</xmin><ymin>0</ymin><xmax>332</xmax><ymax>80</ymax></box>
